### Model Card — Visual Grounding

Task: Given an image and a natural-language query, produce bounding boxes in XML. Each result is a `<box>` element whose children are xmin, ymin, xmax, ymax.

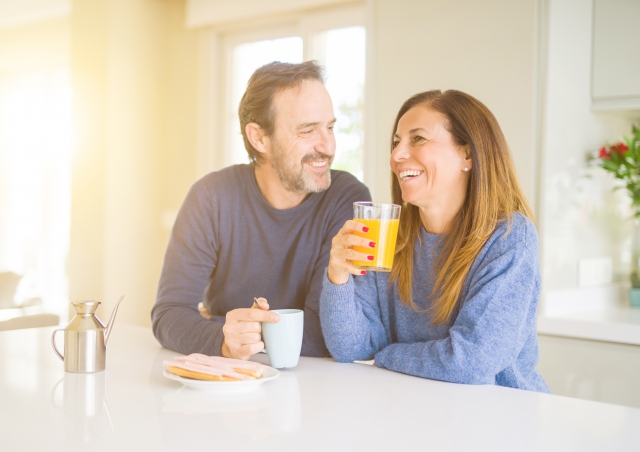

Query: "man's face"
<box><xmin>267</xmin><ymin>80</ymin><xmax>336</xmax><ymax>193</ymax></box>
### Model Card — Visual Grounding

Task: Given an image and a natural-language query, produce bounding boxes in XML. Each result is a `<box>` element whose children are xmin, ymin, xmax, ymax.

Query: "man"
<box><xmin>151</xmin><ymin>61</ymin><xmax>371</xmax><ymax>359</ymax></box>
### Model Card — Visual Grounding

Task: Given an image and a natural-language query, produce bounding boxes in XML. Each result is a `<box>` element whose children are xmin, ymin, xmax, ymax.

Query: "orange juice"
<box><xmin>352</xmin><ymin>218</ymin><xmax>400</xmax><ymax>271</ymax></box>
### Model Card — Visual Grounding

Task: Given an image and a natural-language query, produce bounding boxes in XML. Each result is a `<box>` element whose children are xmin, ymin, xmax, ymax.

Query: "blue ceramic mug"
<box><xmin>261</xmin><ymin>309</ymin><xmax>304</xmax><ymax>368</ymax></box>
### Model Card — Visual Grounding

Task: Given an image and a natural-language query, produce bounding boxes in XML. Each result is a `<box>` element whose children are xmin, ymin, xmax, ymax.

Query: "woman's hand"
<box><xmin>327</xmin><ymin>220</ymin><xmax>376</xmax><ymax>286</ymax></box>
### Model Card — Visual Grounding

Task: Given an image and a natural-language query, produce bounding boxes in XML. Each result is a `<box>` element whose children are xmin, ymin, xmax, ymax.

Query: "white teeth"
<box><xmin>308</xmin><ymin>161</ymin><xmax>327</xmax><ymax>168</ymax></box>
<box><xmin>399</xmin><ymin>170</ymin><xmax>422</xmax><ymax>181</ymax></box>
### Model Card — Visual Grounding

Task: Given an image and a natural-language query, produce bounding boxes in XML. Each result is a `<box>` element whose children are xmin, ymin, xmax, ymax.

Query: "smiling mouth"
<box><xmin>398</xmin><ymin>170</ymin><xmax>423</xmax><ymax>181</ymax></box>
<box><xmin>307</xmin><ymin>160</ymin><xmax>328</xmax><ymax>168</ymax></box>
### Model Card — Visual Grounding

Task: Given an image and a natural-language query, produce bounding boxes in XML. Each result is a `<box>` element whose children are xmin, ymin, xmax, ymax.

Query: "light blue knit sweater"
<box><xmin>320</xmin><ymin>213</ymin><xmax>550</xmax><ymax>393</ymax></box>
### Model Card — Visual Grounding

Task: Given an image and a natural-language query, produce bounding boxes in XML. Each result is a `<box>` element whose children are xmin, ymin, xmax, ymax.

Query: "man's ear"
<box><xmin>246</xmin><ymin>123</ymin><xmax>269</xmax><ymax>155</ymax></box>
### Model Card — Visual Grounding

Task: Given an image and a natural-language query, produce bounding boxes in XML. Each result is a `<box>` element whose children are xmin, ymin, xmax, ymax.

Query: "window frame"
<box><xmin>195</xmin><ymin>3</ymin><xmax>367</xmax><ymax>182</ymax></box>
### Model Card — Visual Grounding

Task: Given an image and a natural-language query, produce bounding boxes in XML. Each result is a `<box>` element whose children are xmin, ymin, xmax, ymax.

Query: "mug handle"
<box><xmin>51</xmin><ymin>329</ymin><xmax>65</xmax><ymax>361</ymax></box>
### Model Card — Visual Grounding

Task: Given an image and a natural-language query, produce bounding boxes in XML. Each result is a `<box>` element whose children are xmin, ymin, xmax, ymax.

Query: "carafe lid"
<box><xmin>72</xmin><ymin>300</ymin><xmax>101</xmax><ymax>315</ymax></box>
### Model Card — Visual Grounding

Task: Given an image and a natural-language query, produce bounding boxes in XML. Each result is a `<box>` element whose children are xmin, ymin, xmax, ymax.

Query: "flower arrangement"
<box><xmin>596</xmin><ymin>125</ymin><xmax>640</xmax><ymax>217</ymax></box>
<box><xmin>595</xmin><ymin>125</ymin><xmax>640</xmax><ymax>298</ymax></box>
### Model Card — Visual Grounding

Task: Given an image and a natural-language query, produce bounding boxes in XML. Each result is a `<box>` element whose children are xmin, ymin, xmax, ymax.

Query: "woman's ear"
<box><xmin>460</xmin><ymin>145</ymin><xmax>472</xmax><ymax>170</ymax></box>
<box><xmin>246</xmin><ymin>123</ymin><xmax>269</xmax><ymax>155</ymax></box>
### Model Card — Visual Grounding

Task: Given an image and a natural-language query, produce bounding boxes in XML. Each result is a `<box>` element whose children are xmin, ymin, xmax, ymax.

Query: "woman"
<box><xmin>320</xmin><ymin>90</ymin><xmax>549</xmax><ymax>392</ymax></box>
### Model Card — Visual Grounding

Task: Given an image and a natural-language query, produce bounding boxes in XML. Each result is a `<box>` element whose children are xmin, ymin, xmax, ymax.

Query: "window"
<box><xmin>226</xmin><ymin>36</ymin><xmax>304</xmax><ymax>166</ymax></box>
<box><xmin>213</xmin><ymin>4</ymin><xmax>366</xmax><ymax>181</ymax></box>
<box><xmin>0</xmin><ymin>20</ymin><xmax>71</xmax><ymax>320</ymax></box>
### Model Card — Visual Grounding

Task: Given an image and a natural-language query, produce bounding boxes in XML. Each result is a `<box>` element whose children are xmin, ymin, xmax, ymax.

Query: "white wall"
<box><xmin>368</xmin><ymin>0</ymin><xmax>539</xmax><ymax>204</ymax></box>
<box><xmin>69</xmin><ymin>0</ymin><xmax>183</xmax><ymax>327</ymax></box>
<box><xmin>540</xmin><ymin>0</ymin><xmax>640</xmax><ymax>293</ymax></box>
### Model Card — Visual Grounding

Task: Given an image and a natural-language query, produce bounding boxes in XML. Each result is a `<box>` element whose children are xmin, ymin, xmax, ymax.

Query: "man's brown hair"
<box><xmin>238</xmin><ymin>61</ymin><xmax>325</xmax><ymax>165</ymax></box>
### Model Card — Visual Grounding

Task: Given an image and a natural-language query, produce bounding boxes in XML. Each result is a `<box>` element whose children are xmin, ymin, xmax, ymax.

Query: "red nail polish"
<box><xmin>369</xmin><ymin>242</ymin><xmax>376</xmax><ymax>248</ymax></box>
<box><xmin>362</xmin><ymin>226</ymin><xmax>369</xmax><ymax>232</ymax></box>
<box><xmin>367</xmin><ymin>255</ymin><xmax>374</xmax><ymax>261</ymax></box>
<box><xmin>360</xmin><ymin>271</ymin><xmax>367</xmax><ymax>275</ymax></box>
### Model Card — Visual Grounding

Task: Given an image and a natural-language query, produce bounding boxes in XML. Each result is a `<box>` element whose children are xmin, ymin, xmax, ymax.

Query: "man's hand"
<box><xmin>220</xmin><ymin>297</ymin><xmax>280</xmax><ymax>360</ymax></box>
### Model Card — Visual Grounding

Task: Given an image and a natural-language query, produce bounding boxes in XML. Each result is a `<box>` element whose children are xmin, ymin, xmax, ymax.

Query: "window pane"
<box><xmin>0</xmin><ymin>67</ymin><xmax>72</xmax><ymax>316</ymax></box>
<box><xmin>322</xmin><ymin>26</ymin><xmax>365</xmax><ymax>181</ymax></box>
<box><xmin>228</xmin><ymin>36</ymin><xmax>303</xmax><ymax>166</ymax></box>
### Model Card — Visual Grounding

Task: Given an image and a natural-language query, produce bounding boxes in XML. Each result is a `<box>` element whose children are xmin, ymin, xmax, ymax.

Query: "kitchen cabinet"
<box><xmin>592</xmin><ymin>0</ymin><xmax>640</xmax><ymax>110</ymax></box>
<box><xmin>538</xmin><ymin>333</ymin><xmax>640</xmax><ymax>408</ymax></box>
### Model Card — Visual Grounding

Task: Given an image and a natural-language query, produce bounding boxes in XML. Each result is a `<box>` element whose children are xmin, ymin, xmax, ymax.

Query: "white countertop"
<box><xmin>538</xmin><ymin>306</ymin><xmax>640</xmax><ymax>345</ymax></box>
<box><xmin>538</xmin><ymin>284</ymin><xmax>640</xmax><ymax>345</ymax></box>
<box><xmin>1</xmin><ymin>324</ymin><xmax>639</xmax><ymax>452</ymax></box>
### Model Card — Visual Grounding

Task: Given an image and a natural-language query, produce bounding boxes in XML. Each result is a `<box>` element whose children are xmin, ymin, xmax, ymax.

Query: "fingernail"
<box><xmin>369</xmin><ymin>242</ymin><xmax>376</xmax><ymax>248</ymax></box>
<box><xmin>367</xmin><ymin>255</ymin><xmax>374</xmax><ymax>261</ymax></box>
<box><xmin>362</xmin><ymin>226</ymin><xmax>369</xmax><ymax>232</ymax></box>
<box><xmin>361</xmin><ymin>271</ymin><xmax>367</xmax><ymax>275</ymax></box>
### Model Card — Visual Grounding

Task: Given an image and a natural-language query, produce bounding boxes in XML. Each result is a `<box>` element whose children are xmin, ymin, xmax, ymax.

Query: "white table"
<box><xmin>1</xmin><ymin>324</ymin><xmax>639</xmax><ymax>452</ymax></box>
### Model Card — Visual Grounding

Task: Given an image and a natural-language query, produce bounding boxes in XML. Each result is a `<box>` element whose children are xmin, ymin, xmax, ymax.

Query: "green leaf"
<box><xmin>602</xmin><ymin>159</ymin><xmax>619</xmax><ymax>173</ymax></box>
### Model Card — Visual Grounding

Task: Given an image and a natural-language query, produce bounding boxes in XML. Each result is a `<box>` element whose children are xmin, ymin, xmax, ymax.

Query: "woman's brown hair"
<box><xmin>389</xmin><ymin>90</ymin><xmax>534</xmax><ymax>324</ymax></box>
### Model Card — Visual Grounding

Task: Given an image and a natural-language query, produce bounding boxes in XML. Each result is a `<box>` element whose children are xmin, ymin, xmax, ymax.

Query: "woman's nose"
<box><xmin>391</xmin><ymin>141</ymin><xmax>409</xmax><ymax>161</ymax></box>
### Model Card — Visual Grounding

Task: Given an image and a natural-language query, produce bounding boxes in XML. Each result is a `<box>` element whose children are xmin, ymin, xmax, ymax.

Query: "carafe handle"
<box><xmin>51</xmin><ymin>329</ymin><xmax>65</xmax><ymax>361</ymax></box>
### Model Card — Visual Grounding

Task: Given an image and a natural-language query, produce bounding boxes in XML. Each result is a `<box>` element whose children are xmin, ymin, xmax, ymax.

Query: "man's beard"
<box><xmin>270</xmin><ymin>140</ymin><xmax>333</xmax><ymax>193</ymax></box>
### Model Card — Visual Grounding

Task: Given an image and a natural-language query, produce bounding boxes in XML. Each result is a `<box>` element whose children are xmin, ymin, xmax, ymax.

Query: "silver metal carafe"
<box><xmin>51</xmin><ymin>296</ymin><xmax>124</xmax><ymax>373</ymax></box>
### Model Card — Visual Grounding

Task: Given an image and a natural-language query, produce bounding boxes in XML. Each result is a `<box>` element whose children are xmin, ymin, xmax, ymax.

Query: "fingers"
<box><xmin>222</xmin><ymin>315</ymin><xmax>265</xmax><ymax>360</ymax></box>
<box><xmin>232</xmin><ymin>342</ymin><xmax>265</xmax><ymax>360</ymax></box>
<box><xmin>329</xmin><ymin>247</ymin><xmax>373</xmax><ymax>276</ymax></box>
<box><xmin>198</xmin><ymin>302</ymin><xmax>213</xmax><ymax>320</ymax></box>
<box><xmin>253</xmin><ymin>297</ymin><xmax>270</xmax><ymax>311</ymax></box>
<box><xmin>222</xmin><ymin>306</ymin><xmax>279</xmax><ymax>360</ymax></box>
<box><xmin>327</xmin><ymin>220</ymin><xmax>377</xmax><ymax>285</ymax></box>
<box><xmin>339</xmin><ymin>220</ymin><xmax>369</xmax><ymax>235</ymax></box>
<box><xmin>222</xmin><ymin>337</ymin><xmax>265</xmax><ymax>360</ymax></box>
<box><xmin>333</xmin><ymin>220</ymin><xmax>376</xmax><ymax>250</ymax></box>
<box><xmin>227</xmin><ymin>307</ymin><xmax>279</xmax><ymax>323</ymax></box>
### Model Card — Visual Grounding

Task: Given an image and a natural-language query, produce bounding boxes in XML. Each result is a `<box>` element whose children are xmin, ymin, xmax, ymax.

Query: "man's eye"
<box><xmin>300</xmin><ymin>130</ymin><xmax>312</xmax><ymax>135</ymax></box>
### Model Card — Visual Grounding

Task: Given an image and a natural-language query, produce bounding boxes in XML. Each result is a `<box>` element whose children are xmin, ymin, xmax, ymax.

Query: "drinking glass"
<box><xmin>352</xmin><ymin>202</ymin><xmax>401</xmax><ymax>272</ymax></box>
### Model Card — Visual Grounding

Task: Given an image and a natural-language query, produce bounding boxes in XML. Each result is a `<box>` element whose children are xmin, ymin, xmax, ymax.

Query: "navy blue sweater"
<box><xmin>152</xmin><ymin>164</ymin><xmax>370</xmax><ymax>357</ymax></box>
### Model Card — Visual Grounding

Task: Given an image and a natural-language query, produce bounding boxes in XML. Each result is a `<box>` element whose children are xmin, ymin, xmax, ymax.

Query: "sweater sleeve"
<box><xmin>374</xmin><ymin>221</ymin><xmax>540</xmax><ymax>385</ymax></box>
<box><xmin>302</xmin><ymin>179</ymin><xmax>372</xmax><ymax>357</ymax></box>
<box><xmin>151</xmin><ymin>179</ymin><xmax>225</xmax><ymax>356</ymax></box>
<box><xmin>320</xmin><ymin>271</ymin><xmax>390</xmax><ymax>362</ymax></box>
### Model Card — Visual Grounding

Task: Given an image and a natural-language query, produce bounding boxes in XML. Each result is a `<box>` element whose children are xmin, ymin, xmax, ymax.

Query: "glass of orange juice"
<box><xmin>352</xmin><ymin>202</ymin><xmax>401</xmax><ymax>272</ymax></box>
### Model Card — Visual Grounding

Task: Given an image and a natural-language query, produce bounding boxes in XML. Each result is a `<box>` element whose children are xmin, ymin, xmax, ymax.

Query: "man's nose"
<box><xmin>316</xmin><ymin>127</ymin><xmax>336</xmax><ymax>156</ymax></box>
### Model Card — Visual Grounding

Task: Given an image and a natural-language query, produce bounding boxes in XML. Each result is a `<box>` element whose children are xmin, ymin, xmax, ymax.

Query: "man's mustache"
<box><xmin>301</xmin><ymin>152</ymin><xmax>333</xmax><ymax>165</ymax></box>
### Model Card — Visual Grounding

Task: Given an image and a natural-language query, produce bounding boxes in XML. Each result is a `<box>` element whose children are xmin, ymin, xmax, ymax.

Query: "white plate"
<box><xmin>163</xmin><ymin>365</ymin><xmax>279</xmax><ymax>393</ymax></box>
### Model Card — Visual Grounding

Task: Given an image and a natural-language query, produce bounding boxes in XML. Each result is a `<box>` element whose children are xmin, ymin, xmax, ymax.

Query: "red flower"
<box><xmin>611</xmin><ymin>142</ymin><xmax>629</xmax><ymax>156</ymax></box>
<box><xmin>599</xmin><ymin>142</ymin><xmax>628</xmax><ymax>159</ymax></box>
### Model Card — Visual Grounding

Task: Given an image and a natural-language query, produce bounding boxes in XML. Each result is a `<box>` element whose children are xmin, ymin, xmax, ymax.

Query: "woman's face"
<box><xmin>390</xmin><ymin>106</ymin><xmax>471</xmax><ymax>209</ymax></box>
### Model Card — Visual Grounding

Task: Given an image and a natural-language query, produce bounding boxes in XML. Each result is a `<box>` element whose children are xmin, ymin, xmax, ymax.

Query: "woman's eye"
<box><xmin>392</xmin><ymin>141</ymin><xmax>399</xmax><ymax>148</ymax></box>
